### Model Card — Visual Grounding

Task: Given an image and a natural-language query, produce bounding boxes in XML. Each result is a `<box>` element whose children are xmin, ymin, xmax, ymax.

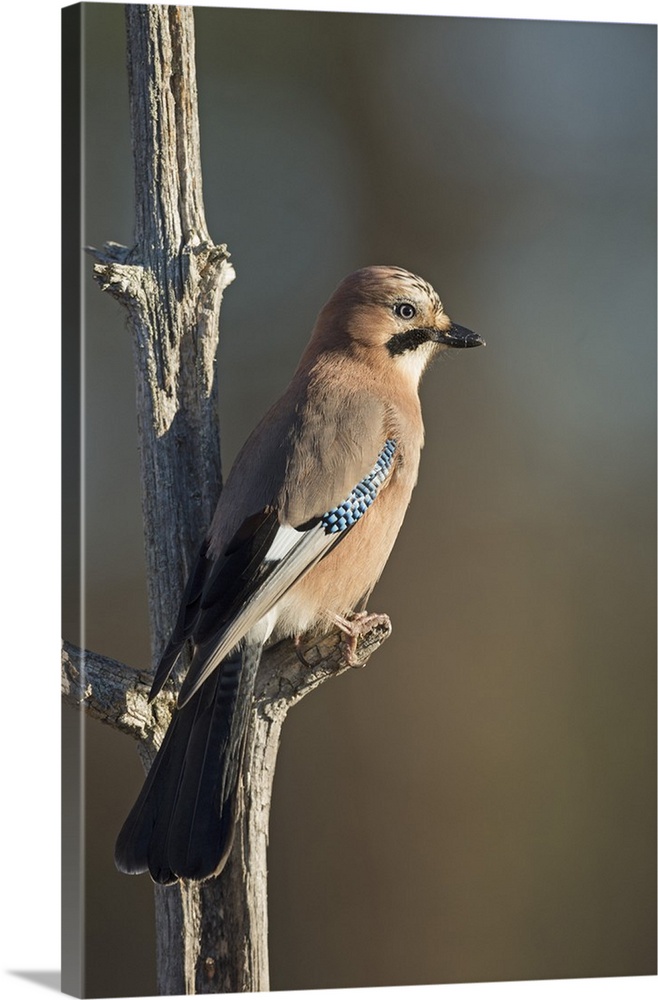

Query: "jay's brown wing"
<box><xmin>177</xmin><ymin>437</ymin><xmax>397</xmax><ymax>706</ymax></box>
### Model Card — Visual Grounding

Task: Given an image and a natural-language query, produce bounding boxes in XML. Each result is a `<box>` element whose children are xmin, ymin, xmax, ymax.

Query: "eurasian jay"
<box><xmin>115</xmin><ymin>265</ymin><xmax>484</xmax><ymax>884</ymax></box>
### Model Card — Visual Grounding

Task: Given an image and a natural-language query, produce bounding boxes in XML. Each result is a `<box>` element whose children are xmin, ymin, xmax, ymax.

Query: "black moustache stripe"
<box><xmin>386</xmin><ymin>327</ymin><xmax>434</xmax><ymax>356</ymax></box>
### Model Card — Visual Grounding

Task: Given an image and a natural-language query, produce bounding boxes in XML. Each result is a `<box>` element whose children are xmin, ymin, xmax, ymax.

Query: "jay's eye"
<box><xmin>395</xmin><ymin>302</ymin><xmax>416</xmax><ymax>320</ymax></box>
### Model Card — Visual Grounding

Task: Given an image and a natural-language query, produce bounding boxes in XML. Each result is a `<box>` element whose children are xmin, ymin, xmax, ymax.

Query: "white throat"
<box><xmin>395</xmin><ymin>341</ymin><xmax>437</xmax><ymax>386</ymax></box>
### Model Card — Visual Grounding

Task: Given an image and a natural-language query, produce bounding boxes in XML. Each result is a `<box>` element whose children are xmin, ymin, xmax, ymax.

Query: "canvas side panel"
<box><xmin>62</xmin><ymin>4</ymin><xmax>84</xmax><ymax>997</ymax></box>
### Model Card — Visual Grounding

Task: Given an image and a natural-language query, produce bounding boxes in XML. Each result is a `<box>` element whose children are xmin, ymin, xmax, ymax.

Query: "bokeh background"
<box><xmin>63</xmin><ymin>3</ymin><xmax>656</xmax><ymax>996</ymax></box>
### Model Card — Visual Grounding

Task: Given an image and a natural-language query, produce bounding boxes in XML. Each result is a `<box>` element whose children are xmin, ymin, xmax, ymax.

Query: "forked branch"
<box><xmin>62</xmin><ymin>5</ymin><xmax>391</xmax><ymax>994</ymax></box>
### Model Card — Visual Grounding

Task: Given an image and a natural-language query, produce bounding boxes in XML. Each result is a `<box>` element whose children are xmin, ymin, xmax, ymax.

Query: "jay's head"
<box><xmin>311</xmin><ymin>266</ymin><xmax>484</xmax><ymax>385</ymax></box>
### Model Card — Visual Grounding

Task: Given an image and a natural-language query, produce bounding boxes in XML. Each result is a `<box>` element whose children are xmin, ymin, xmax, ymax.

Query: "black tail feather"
<box><xmin>115</xmin><ymin>642</ymin><xmax>263</xmax><ymax>883</ymax></box>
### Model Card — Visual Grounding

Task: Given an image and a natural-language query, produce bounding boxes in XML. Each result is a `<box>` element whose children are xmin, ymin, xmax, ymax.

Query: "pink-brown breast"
<box><xmin>274</xmin><ymin>428</ymin><xmax>422</xmax><ymax>637</ymax></box>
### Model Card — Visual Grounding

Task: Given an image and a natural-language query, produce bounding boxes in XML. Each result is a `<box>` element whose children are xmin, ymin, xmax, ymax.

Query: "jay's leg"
<box><xmin>332</xmin><ymin>611</ymin><xmax>392</xmax><ymax>667</ymax></box>
<box><xmin>293</xmin><ymin>611</ymin><xmax>391</xmax><ymax>669</ymax></box>
<box><xmin>294</xmin><ymin>632</ymin><xmax>314</xmax><ymax>668</ymax></box>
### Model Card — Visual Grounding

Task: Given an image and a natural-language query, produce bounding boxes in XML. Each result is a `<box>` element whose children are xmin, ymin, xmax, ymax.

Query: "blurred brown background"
<box><xmin>62</xmin><ymin>3</ymin><xmax>656</xmax><ymax>997</ymax></box>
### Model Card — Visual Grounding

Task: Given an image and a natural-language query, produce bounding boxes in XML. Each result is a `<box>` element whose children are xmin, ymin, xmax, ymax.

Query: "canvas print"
<box><xmin>62</xmin><ymin>3</ymin><xmax>656</xmax><ymax>997</ymax></box>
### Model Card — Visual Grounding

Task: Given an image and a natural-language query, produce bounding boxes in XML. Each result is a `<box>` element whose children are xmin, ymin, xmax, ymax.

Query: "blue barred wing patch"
<box><xmin>321</xmin><ymin>439</ymin><xmax>397</xmax><ymax>534</ymax></box>
<box><xmin>176</xmin><ymin>438</ymin><xmax>398</xmax><ymax>705</ymax></box>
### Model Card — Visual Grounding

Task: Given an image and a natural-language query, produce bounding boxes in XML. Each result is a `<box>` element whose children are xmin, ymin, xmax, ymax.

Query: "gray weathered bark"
<box><xmin>64</xmin><ymin>4</ymin><xmax>391</xmax><ymax>996</ymax></box>
<box><xmin>62</xmin><ymin>611</ymin><xmax>390</xmax><ymax>995</ymax></box>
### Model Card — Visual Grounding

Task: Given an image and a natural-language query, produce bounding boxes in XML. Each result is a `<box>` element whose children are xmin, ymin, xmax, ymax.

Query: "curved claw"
<box><xmin>332</xmin><ymin>611</ymin><xmax>392</xmax><ymax>667</ymax></box>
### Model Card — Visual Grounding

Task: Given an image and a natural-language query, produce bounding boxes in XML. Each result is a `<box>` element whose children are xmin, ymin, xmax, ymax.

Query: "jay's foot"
<box><xmin>332</xmin><ymin>611</ymin><xmax>392</xmax><ymax>667</ymax></box>
<box><xmin>294</xmin><ymin>633</ymin><xmax>314</xmax><ymax>668</ymax></box>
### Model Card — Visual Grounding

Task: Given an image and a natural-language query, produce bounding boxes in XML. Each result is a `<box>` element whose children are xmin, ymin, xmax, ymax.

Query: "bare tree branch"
<box><xmin>62</xmin><ymin>640</ymin><xmax>171</xmax><ymax>746</ymax></box>
<box><xmin>64</xmin><ymin>5</ymin><xmax>391</xmax><ymax>994</ymax></box>
<box><xmin>62</xmin><ymin>617</ymin><xmax>392</xmax><ymax>752</ymax></box>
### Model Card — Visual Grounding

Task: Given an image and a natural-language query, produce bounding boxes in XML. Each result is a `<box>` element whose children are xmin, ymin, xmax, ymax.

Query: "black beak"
<box><xmin>432</xmin><ymin>324</ymin><xmax>485</xmax><ymax>349</ymax></box>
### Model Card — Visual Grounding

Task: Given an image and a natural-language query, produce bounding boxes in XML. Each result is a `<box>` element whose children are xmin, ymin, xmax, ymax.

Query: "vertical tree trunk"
<box><xmin>90</xmin><ymin>5</ymin><xmax>242</xmax><ymax>992</ymax></box>
<box><xmin>78</xmin><ymin>5</ymin><xmax>391</xmax><ymax>993</ymax></box>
